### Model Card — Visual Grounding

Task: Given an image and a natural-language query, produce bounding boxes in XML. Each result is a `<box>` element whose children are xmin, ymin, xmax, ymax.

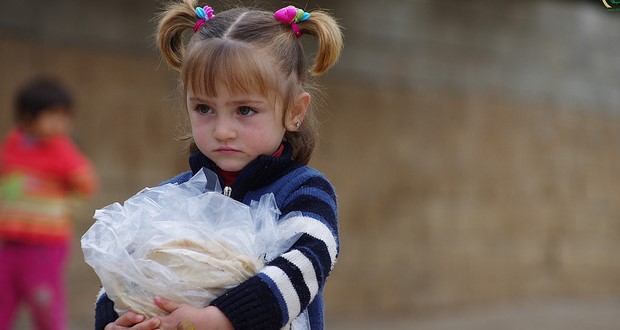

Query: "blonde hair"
<box><xmin>157</xmin><ymin>0</ymin><xmax>343</xmax><ymax>164</ymax></box>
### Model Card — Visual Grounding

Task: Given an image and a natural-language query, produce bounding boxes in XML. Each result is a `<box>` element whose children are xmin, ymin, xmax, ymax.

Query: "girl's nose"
<box><xmin>213</xmin><ymin>118</ymin><xmax>237</xmax><ymax>140</ymax></box>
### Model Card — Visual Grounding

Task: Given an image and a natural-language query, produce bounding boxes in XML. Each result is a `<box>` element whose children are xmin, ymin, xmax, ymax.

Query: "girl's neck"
<box><xmin>218</xmin><ymin>168</ymin><xmax>240</xmax><ymax>187</ymax></box>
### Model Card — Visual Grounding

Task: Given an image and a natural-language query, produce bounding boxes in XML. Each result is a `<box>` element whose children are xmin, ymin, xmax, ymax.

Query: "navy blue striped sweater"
<box><xmin>94</xmin><ymin>143</ymin><xmax>339</xmax><ymax>330</ymax></box>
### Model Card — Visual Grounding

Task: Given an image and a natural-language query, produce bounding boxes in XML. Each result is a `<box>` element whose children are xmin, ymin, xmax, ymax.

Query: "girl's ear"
<box><xmin>286</xmin><ymin>92</ymin><xmax>310</xmax><ymax>131</ymax></box>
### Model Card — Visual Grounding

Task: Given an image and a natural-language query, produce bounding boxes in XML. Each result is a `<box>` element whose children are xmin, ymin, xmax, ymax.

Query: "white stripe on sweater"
<box><xmin>283</xmin><ymin>250</ymin><xmax>319</xmax><ymax>299</ymax></box>
<box><xmin>262</xmin><ymin>216</ymin><xmax>338</xmax><ymax>325</ymax></box>
<box><xmin>262</xmin><ymin>265</ymin><xmax>301</xmax><ymax>325</ymax></box>
<box><xmin>278</xmin><ymin>215</ymin><xmax>338</xmax><ymax>270</ymax></box>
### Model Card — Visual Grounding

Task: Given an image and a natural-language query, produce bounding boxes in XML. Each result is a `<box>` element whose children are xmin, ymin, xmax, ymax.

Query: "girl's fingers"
<box><xmin>115</xmin><ymin>312</ymin><xmax>145</xmax><ymax>326</ymax></box>
<box><xmin>110</xmin><ymin>312</ymin><xmax>160</xmax><ymax>329</ymax></box>
<box><xmin>136</xmin><ymin>318</ymin><xmax>161</xmax><ymax>330</ymax></box>
<box><xmin>153</xmin><ymin>296</ymin><xmax>179</xmax><ymax>313</ymax></box>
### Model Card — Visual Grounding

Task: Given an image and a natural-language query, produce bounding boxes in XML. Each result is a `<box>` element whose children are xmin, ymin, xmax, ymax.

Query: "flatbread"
<box><xmin>108</xmin><ymin>239</ymin><xmax>263</xmax><ymax>316</ymax></box>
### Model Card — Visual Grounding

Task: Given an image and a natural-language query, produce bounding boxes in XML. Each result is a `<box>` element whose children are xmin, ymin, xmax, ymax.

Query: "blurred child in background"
<box><xmin>0</xmin><ymin>76</ymin><xmax>98</xmax><ymax>330</ymax></box>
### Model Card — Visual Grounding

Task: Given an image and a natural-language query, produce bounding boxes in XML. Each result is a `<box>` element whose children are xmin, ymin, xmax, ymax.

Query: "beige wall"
<box><xmin>321</xmin><ymin>83</ymin><xmax>620</xmax><ymax>318</ymax></box>
<box><xmin>1</xmin><ymin>0</ymin><xmax>619</xmax><ymax>327</ymax></box>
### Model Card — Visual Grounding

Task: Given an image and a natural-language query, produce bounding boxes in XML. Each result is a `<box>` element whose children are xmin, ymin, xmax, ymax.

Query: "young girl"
<box><xmin>0</xmin><ymin>76</ymin><xmax>98</xmax><ymax>330</ymax></box>
<box><xmin>94</xmin><ymin>1</ymin><xmax>342</xmax><ymax>329</ymax></box>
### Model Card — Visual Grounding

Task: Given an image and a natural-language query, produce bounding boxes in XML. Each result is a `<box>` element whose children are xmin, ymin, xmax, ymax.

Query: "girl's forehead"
<box><xmin>187</xmin><ymin>73</ymin><xmax>282</xmax><ymax>106</ymax></box>
<box><xmin>187</xmin><ymin>85</ymin><xmax>266</xmax><ymax>102</ymax></box>
<box><xmin>188</xmin><ymin>78</ymin><xmax>264</xmax><ymax>97</ymax></box>
<box><xmin>184</xmin><ymin>40</ymin><xmax>284</xmax><ymax>96</ymax></box>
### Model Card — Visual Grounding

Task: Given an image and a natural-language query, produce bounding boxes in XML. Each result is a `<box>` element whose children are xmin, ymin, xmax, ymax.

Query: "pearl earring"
<box><xmin>295</xmin><ymin>121</ymin><xmax>301</xmax><ymax>129</ymax></box>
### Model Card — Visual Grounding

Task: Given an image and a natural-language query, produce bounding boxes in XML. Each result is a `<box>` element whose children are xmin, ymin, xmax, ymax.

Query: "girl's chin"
<box><xmin>215</xmin><ymin>162</ymin><xmax>247</xmax><ymax>172</ymax></box>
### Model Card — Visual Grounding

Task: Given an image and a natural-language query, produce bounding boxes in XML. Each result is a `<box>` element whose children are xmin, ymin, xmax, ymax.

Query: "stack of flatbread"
<box><xmin>107</xmin><ymin>238</ymin><xmax>264</xmax><ymax>316</ymax></box>
<box><xmin>82</xmin><ymin>169</ymin><xmax>282</xmax><ymax>317</ymax></box>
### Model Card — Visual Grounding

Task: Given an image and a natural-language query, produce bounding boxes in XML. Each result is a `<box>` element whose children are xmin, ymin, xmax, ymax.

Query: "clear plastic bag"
<box><xmin>81</xmin><ymin>168</ymin><xmax>292</xmax><ymax>317</ymax></box>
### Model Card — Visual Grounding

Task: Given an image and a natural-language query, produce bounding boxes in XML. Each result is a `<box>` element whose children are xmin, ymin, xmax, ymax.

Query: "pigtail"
<box><xmin>156</xmin><ymin>0</ymin><xmax>199</xmax><ymax>71</ymax></box>
<box><xmin>300</xmin><ymin>10</ymin><xmax>343</xmax><ymax>76</ymax></box>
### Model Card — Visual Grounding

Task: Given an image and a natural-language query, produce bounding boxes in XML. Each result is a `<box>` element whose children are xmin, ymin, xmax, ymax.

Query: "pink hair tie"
<box><xmin>274</xmin><ymin>5</ymin><xmax>310</xmax><ymax>38</ymax></box>
<box><xmin>194</xmin><ymin>5</ymin><xmax>215</xmax><ymax>32</ymax></box>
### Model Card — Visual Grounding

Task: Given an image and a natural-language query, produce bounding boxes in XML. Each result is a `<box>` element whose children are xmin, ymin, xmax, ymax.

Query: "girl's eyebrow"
<box><xmin>227</xmin><ymin>99</ymin><xmax>266</xmax><ymax>106</ymax></box>
<box><xmin>188</xmin><ymin>96</ymin><xmax>208</xmax><ymax>102</ymax></box>
<box><xmin>189</xmin><ymin>95</ymin><xmax>267</xmax><ymax>106</ymax></box>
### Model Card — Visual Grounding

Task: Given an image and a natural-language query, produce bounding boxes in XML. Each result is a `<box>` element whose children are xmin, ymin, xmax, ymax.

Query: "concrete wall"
<box><xmin>1</xmin><ymin>0</ymin><xmax>619</xmax><ymax>327</ymax></box>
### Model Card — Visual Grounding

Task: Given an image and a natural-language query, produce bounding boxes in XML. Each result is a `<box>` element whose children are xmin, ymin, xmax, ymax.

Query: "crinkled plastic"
<box><xmin>81</xmin><ymin>168</ymin><xmax>294</xmax><ymax>317</ymax></box>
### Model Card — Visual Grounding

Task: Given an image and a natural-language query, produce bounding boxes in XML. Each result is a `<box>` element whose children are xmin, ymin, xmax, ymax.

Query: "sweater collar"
<box><xmin>188</xmin><ymin>141</ymin><xmax>297</xmax><ymax>198</ymax></box>
<box><xmin>188</xmin><ymin>142</ymin><xmax>294</xmax><ymax>175</ymax></box>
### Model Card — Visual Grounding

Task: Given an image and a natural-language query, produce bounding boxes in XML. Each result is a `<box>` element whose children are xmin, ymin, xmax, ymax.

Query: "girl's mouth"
<box><xmin>216</xmin><ymin>147</ymin><xmax>239</xmax><ymax>154</ymax></box>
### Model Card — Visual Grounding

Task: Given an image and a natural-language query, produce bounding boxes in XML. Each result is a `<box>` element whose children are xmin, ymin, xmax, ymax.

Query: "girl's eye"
<box><xmin>238</xmin><ymin>106</ymin><xmax>256</xmax><ymax>117</ymax></box>
<box><xmin>195</xmin><ymin>104</ymin><xmax>212</xmax><ymax>114</ymax></box>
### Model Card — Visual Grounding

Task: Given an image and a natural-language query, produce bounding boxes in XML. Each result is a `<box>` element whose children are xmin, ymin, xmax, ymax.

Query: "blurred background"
<box><xmin>1</xmin><ymin>0</ymin><xmax>620</xmax><ymax>329</ymax></box>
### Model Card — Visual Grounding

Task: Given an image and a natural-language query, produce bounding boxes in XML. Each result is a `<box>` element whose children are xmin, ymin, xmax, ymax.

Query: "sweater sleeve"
<box><xmin>94</xmin><ymin>290</ymin><xmax>119</xmax><ymax>330</ymax></box>
<box><xmin>58</xmin><ymin>137</ymin><xmax>98</xmax><ymax>197</ymax></box>
<box><xmin>210</xmin><ymin>170</ymin><xmax>339</xmax><ymax>329</ymax></box>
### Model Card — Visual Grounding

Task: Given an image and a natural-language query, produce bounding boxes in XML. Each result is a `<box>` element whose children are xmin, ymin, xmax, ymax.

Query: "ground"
<box><xmin>14</xmin><ymin>295</ymin><xmax>620</xmax><ymax>329</ymax></box>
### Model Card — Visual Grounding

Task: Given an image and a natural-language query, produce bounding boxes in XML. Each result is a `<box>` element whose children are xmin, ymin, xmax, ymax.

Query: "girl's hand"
<box><xmin>103</xmin><ymin>311</ymin><xmax>161</xmax><ymax>330</ymax></box>
<box><xmin>154</xmin><ymin>296</ymin><xmax>234</xmax><ymax>330</ymax></box>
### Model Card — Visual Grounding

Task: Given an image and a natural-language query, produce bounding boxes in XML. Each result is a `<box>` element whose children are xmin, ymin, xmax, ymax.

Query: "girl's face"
<box><xmin>187</xmin><ymin>86</ymin><xmax>287</xmax><ymax>172</ymax></box>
